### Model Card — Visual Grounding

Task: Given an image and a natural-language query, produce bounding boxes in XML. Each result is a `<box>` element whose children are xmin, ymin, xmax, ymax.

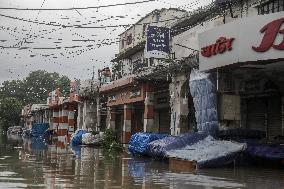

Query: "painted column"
<box><xmin>144</xmin><ymin>83</ymin><xmax>155</xmax><ymax>132</ymax></box>
<box><xmin>58</xmin><ymin>106</ymin><xmax>68</xmax><ymax>143</ymax></box>
<box><xmin>68</xmin><ymin>104</ymin><xmax>75</xmax><ymax>135</ymax></box>
<box><xmin>52</xmin><ymin>109</ymin><xmax>59</xmax><ymax>132</ymax></box>
<box><xmin>107</xmin><ymin>107</ymin><xmax>116</xmax><ymax>131</ymax></box>
<box><xmin>123</xmin><ymin>104</ymin><xmax>132</xmax><ymax>143</ymax></box>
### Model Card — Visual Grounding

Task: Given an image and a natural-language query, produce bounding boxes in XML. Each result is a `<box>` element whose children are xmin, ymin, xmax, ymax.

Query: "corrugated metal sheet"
<box><xmin>247</xmin><ymin>98</ymin><xmax>266</xmax><ymax>131</ymax></box>
<box><xmin>267</xmin><ymin>97</ymin><xmax>281</xmax><ymax>139</ymax></box>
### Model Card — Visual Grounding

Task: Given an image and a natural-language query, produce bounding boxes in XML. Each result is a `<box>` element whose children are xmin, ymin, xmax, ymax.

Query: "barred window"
<box><xmin>258</xmin><ymin>0</ymin><xmax>284</xmax><ymax>15</ymax></box>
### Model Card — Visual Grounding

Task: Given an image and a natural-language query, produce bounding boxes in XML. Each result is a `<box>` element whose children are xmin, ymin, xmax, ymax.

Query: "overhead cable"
<box><xmin>0</xmin><ymin>0</ymin><xmax>156</xmax><ymax>11</ymax></box>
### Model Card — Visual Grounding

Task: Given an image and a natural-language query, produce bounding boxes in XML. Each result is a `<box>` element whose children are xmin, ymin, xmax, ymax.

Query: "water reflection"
<box><xmin>0</xmin><ymin>134</ymin><xmax>284</xmax><ymax>189</ymax></box>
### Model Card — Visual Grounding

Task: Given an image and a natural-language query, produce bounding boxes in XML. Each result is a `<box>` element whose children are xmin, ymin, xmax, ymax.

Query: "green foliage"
<box><xmin>101</xmin><ymin>129</ymin><xmax>123</xmax><ymax>152</ymax></box>
<box><xmin>0</xmin><ymin>70</ymin><xmax>70</xmax><ymax>104</ymax></box>
<box><xmin>0</xmin><ymin>70</ymin><xmax>70</xmax><ymax>130</ymax></box>
<box><xmin>0</xmin><ymin>97</ymin><xmax>22</xmax><ymax>131</ymax></box>
<box><xmin>91</xmin><ymin>131</ymin><xmax>99</xmax><ymax>135</ymax></box>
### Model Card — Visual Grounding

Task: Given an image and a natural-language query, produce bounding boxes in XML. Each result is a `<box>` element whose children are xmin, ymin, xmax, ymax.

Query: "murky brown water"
<box><xmin>0</xmin><ymin>134</ymin><xmax>284</xmax><ymax>189</ymax></box>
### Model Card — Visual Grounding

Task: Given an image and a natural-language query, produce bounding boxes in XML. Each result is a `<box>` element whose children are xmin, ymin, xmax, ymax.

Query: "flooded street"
<box><xmin>0</xmin><ymin>134</ymin><xmax>283</xmax><ymax>189</ymax></box>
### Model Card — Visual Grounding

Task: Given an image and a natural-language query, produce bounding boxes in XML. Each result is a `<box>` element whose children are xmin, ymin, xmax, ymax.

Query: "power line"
<box><xmin>0</xmin><ymin>0</ymin><xmax>156</xmax><ymax>11</ymax></box>
<box><xmin>0</xmin><ymin>13</ymin><xmax>132</xmax><ymax>29</ymax></box>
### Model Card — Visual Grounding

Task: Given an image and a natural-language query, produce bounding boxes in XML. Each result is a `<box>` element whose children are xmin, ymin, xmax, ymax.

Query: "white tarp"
<box><xmin>166</xmin><ymin>136</ymin><xmax>246</xmax><ymax>163</ymax></box>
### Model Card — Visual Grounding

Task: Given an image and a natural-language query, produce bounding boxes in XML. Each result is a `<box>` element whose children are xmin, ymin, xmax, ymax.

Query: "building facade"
<box><xmin>100</xmin><ymin>8</ymin><xmax>188</xmax><ymax>143</ymax></box>
<box><xmin>170</xmin><ymin>0</ymin><xmax>284</xmax><ymax>138</ymax></box>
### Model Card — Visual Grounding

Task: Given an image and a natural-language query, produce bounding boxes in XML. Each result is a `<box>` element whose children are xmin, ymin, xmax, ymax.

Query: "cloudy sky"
<box><xmin>0</xmin><ymin>0</ymin><xmax>211</xmax><ymax>83</ymax></box>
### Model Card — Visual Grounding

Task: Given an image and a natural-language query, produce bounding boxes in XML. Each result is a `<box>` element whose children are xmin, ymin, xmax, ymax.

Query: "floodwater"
<box><xmin>0</xmin><ymin>134</ymin><xmax>284</xmax><ymax>189</ymax></box>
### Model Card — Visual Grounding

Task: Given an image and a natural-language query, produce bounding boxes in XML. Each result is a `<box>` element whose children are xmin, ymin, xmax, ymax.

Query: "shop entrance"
<box><xmin>245</xmin><ymin>96</ymin><xmax>281</xmax><ymax>139</ymax></box>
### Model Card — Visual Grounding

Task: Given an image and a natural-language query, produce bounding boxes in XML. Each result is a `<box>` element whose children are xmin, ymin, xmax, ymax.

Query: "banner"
<box><xmin>145</xmin><ymin>26</ymin><xmax>170</xmax><ymax>59</ymax></box>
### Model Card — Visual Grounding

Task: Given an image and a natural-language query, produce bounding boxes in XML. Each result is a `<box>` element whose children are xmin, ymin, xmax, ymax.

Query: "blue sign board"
<box><xmin>146</xmin><ymin>26</ymin><xmax>170</xmax><ymax>58</ymax></box>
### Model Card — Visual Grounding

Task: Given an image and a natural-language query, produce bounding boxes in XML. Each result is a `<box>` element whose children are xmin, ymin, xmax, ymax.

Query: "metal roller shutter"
<box><xmin>159</xmin><ymin>109</ymin><xmax>171</xmax><ymax>134</ymax></box>
<box><xmin>247</xmin><ymin>98</ymin><xmax>266</xmax><ymax>131</ymax></box>
<box><xmin>267</xmin><ymin>96</ymin><xmax>282</xmax><ymax>139</ymax></box>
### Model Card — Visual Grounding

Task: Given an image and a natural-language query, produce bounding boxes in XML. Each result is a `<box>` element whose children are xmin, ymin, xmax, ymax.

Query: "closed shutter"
<box><xmin>115</xmin><ymin>113</ymin><xmax>123</xmax><ymax>143</ymax></box>
<box><xmin>267</xmin><ymin>96</ymin><xmax>281</xmax><ymax>139</ymax></box>
<box><xmin>247</xmin><ymin>98</ymin><xmax>266</xmax><ymax>131</ymax></box>
<box><xmin>159</xmin><ymin>109</ymin><xmax>170</xmax><ymax>134</ymax></box>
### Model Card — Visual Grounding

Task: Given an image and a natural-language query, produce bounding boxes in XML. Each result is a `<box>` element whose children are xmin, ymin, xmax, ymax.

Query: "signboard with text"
<box><xmin>145</xmin><ymin>26</ymin><xmax>170</xmax><ymax>59</ymax></box>
<box><xmin>199</xmin><ymin>12</ymin><xmax>284</xmax><ymax>71</ymax></box>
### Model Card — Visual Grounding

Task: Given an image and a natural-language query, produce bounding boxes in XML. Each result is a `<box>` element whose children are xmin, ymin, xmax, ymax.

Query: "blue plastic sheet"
<box><xmin>128</xmin><ymin>133</ymin><xmax>168</xmax><ymax>155</ymax></box>
<box><xmin>146</xmin><ymin>132</ymin><xmax>207</xmax><ymax>158</ymax></box>
<box><xmin>31</xmin><ymin>137</ymin><xmax>48</xmax><ymax>151</ymax></box>
<box><xmin>189</xmin><ymin>69</ymin><xmax>218</xmax><ymax>136</ymax></box>
<box><xmin>31</xmin><ymin>123</ymin><xmax>49</xmax><ymax>137</ymax></box>
<box><xmin>43</xmin><ymin>129</ymin><xmax>53</xmax><ymax>138</ymax></box>
<box><xmin>71</xmin><ymin>130</ymin><xmax>87</xmax><ymax>146</ymax></box>
<box><xmin>246</xmin><ymin>143</ymin><xmax>284</xmax><ymax>161</ymax></box>
<box><xmin>70</xmin><ymin>145</ymin><xmax>82</xmax><ymax>156</ymax></box>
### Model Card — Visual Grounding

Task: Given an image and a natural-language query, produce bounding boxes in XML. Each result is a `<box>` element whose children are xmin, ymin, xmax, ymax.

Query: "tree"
<box><xmin>22</xmin><ymin>70</ymin><xmax>70</xmax><ymax>104</ymax></box>
<box><xmin>0</xmin><ymin>97</ymin><xmax>22</xmax><ymax>131</ymax></box>
<box><xmin>0</xmin><ymin>70</ymin><xmax>71</xmax><ymax>130</ymax></box>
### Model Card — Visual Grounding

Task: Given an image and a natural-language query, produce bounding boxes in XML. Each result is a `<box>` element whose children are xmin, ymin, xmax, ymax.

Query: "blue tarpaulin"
<box><xmin>189</xmin><ymin>69</ymin><xmax>218</xmax><ymax>136</ymax></box>
<box><xmin>71</xmin><ymin>130</ymin><xmax>87</xmax><ymax>146</ymax></box>
<box><xmin>31</xmin><ymin>123</ymin><xmax>49</xmax><ymax>137</ymax></box>
<box><xmin>31</xmin><ymin>137</ymin><xmax>48</xmax><ymax>151</ymax></box>
<box><xmin>146</xmin><ymin>132</ymin><xmax>207</xmax><ymax>158</ymax></box>
<box><xmin>128</xmin><ymin>133</ymin><xmax>168</xmax><ymax>155</ymax></box>
<box><xmin>246</xmin><ymin>143</ymin><xmax>284</xmax><ymax>162</ymax></box>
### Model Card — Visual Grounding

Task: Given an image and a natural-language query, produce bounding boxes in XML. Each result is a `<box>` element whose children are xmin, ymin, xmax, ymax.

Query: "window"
<box><xmin>258</xmin><ymin>0</ymin><xmax>284</xmax><ymax>15</ymax></box>
<box><xmin>155</xmin><ymin>13</ymin><xmax>160</xmax><ymax>22</ymax></box>
<box><xmin>170</xmin><ymin>53</ymin><xmax>176</xmax><ymax>60</ymax></box>
<box><xmin>126</xmin><ymin>34</ymin><xmax>132</xmax><ymax>45</ymax></box>
<box><xmin>149</xmin><ymin>58</ymin><xmax>154</xmax><ymax>66</ymax></box>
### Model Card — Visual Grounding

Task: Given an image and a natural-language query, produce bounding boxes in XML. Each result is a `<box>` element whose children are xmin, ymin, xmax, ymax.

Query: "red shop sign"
<box><xmin>252</xmin><ymin>18</ymin><xmax>284</xmax><ymax>52</ymax></box>
<box><xmin>201</xmin><ymin>37</ymin><xmax>234</xmax><ymax>58</ymax></box>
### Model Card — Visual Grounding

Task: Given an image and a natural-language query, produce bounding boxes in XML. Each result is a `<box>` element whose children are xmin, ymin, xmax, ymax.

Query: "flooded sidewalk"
<box><xmin>0</xmin><ymin>134</ymin><xmax>284</xmax><ymax>189</ymax></box>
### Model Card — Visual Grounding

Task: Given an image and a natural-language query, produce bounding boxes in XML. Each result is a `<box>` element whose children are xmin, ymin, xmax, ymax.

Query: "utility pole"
<box><xmin>91</xmin><ymin>65</ymin><xmax>95</xmax><ymax>92</ymax></box>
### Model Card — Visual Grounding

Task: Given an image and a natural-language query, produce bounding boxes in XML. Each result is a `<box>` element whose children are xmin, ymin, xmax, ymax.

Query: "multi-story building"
<box><xmin>99</xmin><ymin>8</ymin><xmax>188</xmax><ymax>143</ymax></box>
<box><xmin>170</xmin><ymin>0</ymin><xmax>284</xmax><ymax>138</ymax></box>
<box><xmin>99</xmin><ymin>0</ymin><xmax>284</xmax><ymax>143</ymax></box>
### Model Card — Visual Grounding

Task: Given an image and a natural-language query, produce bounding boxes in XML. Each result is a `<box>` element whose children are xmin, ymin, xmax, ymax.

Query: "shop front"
<box><xmin>100</xmin><ymin>77</ymin><xmax>171</xmax><ymax>143</ymax></box>
<box><xmin>199</xmin><ymin>11</ymin><xmax>284</xmax><ymax>138</ymax></box>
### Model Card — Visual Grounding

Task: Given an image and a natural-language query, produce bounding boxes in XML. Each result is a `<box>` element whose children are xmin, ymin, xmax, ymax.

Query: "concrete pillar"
<box><xmin>170</xmin><ymin>74</ymin><xmax>189</xmax><ymax>136</ymax></box>
<box><xmin>58</xmin><ymin>107</ymin><xmax>68</xmax><ymax>142</ymax></box>
<box><xmin>123</xmin><ymin>104</ymin><xmax>132</xmax><ymax>143</ymax></box>
<box><xmin>68</xmin><ymin>105</ymin><xmax>75</xmax><ymax>135</ymax></box>
<box><xmin>107</xmin><ymin>107</ymin><xmax>116</xmax><ymax>131</ymax></box>
<box><xmin>52</xmin><ymin>109</ymin><xmax>59</xmax><ymax>131</ymax></box>
<box><xmin>82</xmin><ymin>101</ymin><xmax>87</xmax><ymax>130</ymax></box>
<box><xmin>96</xmin><ymin>96</ymin><xmax>101</xmax><ymax>132</ymax></box>
<box><xmin>144</xmin><ymin>83</ymin><xmax>155</xmax><ymax>132</ymax></box>
<box><xmin>77</xmin><ymin>103</ymin><xmax>83</xmax><ymax>130</ymax></box>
